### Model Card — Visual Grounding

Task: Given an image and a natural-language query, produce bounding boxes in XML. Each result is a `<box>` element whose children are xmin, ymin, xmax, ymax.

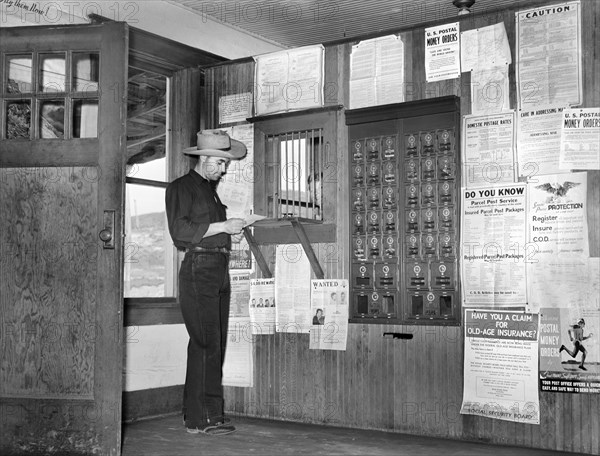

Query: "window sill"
<box><xmin>252</xmin><ymin>221</ymin><xmax>336</xmax><ymax>244</ymax></box>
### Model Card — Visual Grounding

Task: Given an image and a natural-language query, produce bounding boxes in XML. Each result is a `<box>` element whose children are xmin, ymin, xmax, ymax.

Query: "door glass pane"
<box><xmin>6</xmin><ymin>55</ymin><xmax>32</xmax><ymax>93</ymax></box>
<box><xmin>72</xmin><ymin>53</ymin><xmax>99</xmax><ymax>92</ymax></box>
<box><xmin>124</xmin><ymin>184</ymin><xmax>174</xmax><ymax>298</ymax></box>
<box><xmin>73</xmin><ymin>99</ymin><xmax>98</xmax><ymax>138</ymax></box>
<box><xmin>6</xmin><ymin>100</ymin><xmax>31</xmax><ymax>139</ymax></box>
<box><xmin>39</xmin><ymin>53</ymin><xmax>66</xmax><ymax>92</ymax></box>
<box><xmin>39</xmin><ymin>100</ymin><xmax>65</xmax><ymax>138</ymax></box>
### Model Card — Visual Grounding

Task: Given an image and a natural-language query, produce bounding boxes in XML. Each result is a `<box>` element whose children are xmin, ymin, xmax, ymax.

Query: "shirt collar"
<box><xmin>189</xmin><ymin>168</ymin><xmax>209</xmax><ymax>185</ymax></box>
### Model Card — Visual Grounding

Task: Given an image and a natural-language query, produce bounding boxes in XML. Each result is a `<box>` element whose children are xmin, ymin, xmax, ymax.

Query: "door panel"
<box><xmin>0</xmin><ymin>23</ymin><xmax>127</xmax><ymax>456</ymax></box>
<box><xmin>1</xmin><ymin>167</ymin><xmax>97</xmax><ymax>399</ymax></box>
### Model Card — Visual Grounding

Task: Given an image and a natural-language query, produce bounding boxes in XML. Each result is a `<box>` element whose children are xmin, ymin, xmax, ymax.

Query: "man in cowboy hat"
<box><xmin>166</xmin><ymin>129</ymin><xmax>247</xmax><ymax>435</ymax></box>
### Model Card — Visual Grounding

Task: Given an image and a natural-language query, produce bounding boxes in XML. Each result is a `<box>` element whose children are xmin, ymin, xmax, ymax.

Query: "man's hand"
<box><xmin>222</xmin><ymin>218</ymin><xmax>245</xmax><ymax>234</ymax></box>
<box><xmin>231</xmin><ymin>232</ymin><xmax>245</xmax><ymax>243</ymax></box>
<box><xmin>204</xmin><ymin>218</ymin><xmax>247</xmax><ymax>239</ymax></box>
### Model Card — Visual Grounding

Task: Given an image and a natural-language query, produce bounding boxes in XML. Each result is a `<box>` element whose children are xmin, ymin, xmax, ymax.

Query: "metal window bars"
<box><xmin>266</xmin><ymin>128</ymin><xmax>323</xmax><ymax>221</ymax></box>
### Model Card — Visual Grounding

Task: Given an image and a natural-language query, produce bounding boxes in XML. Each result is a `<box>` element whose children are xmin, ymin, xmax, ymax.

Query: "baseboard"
<box><xmin>122</xmin><ymin>385</ymin><xmax>184</xmax><ymax>423</ymax></box>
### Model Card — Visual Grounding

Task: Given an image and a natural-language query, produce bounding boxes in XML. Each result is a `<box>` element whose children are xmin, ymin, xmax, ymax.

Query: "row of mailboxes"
<box><xmin>407</xmin><ymin>290</ymin><xmax>455</xmax><ymax>319</ymax></box>
<box><xmin>352</xmin><ymin>261</ymin><xmax>456</xmax><ymax>291</ymax></box>
<box><xmin>347</xmin><ymin>101</ymin><xmax>460</xmax><ymax>324</ymax></box>
<box><xmin>351</xmin><ymin>156</ymin><xmax>456</xmax><ymax>187</ymax></box>
<box><xmin>351</xmin><ymin>130</ymin><xmax>456</xmax><ymax>163</ymax></box>
<box><xmin>352</xmin><ymin>182</ymin><xmax>456</xmax><ymax>211</ymax></box>
<box><xmin>352</xmin><ymin>232</ymin><xmax>457</xmax><ymax>260</ymax></box>
<box><xmin>405</xmin><ymin>182</ymin><xmax>455</xmax><ymax>207</ymax></box>
<box><xmin>352</xmin><ymin>207</ymin><xmax>457</xmax><ymax>235</ymax></box>
<box><xmin>353</xmin><ymin>290</ymin><xmax>456</xmax><ymax>319</ymax></box>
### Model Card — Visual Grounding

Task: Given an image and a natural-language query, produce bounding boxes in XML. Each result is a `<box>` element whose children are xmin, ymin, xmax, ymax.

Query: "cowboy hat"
<box><xmin>183</xmin><ymin>129</ymin><xmax>247</xmax><ymax>159</ymax></box>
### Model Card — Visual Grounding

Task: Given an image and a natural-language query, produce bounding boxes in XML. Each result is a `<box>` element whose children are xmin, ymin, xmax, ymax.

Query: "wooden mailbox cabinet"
<box><xmin>347</xmin><ymin>96</ymin><xmax>461</xmax><ymax>325</ymax></box>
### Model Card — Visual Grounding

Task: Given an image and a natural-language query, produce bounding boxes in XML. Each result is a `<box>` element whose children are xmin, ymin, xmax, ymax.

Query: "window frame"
<box><xmin>120</xmin><ymin>23</ymin><xmax>226</xmax><ymax>326</ymax></box>
<box><xmin>251</xmin><ymin>106</ymin><xmax>340</xmax><ymax>245</ymax></box>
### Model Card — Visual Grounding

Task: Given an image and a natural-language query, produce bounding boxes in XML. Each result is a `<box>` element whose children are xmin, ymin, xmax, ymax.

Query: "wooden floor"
<box><xmin>121</xmin><ymin>414</ymin><xmax>585</xmax><ymax>456</ymax></box>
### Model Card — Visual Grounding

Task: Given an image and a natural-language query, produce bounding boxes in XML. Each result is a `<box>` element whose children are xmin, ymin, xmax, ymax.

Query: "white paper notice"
<box><xmin>470</xmin><ymin>65</ymin><xmax>510</xmax><ymax>115</ymax></box>
<box><xmin>461</xmin><ymin>184</ymin><xmax>527</xmax><ymax>307</ymax></box>
<box><xmin>349</xmin><ymin>35</ymin><xmax>404</xmax><ymax>109</ymax></box>
<box><xmin>309</xmin><ymin>280</ymin><xmax>349</xmax><ymax>351</ymax></box>
<box><xmin>527</xmin><ymin>171</ymin><xmax>588</xmax><ymax>259</ymax></box>
<box><xmin>222</xmin><ymin>316</ymin><xmax>253</xmax><ymax>387</ymax></box>
<box><xmin>255</xmin><ymin>51</ymin><xmax>288</xmax><ymax>115</ymax></box>
<box><xmin>461</xmin><ymin>309</ymin><xmax>540</xmax><ymax>424</ymax></box>
<box><xmin>218</xmin><ymin>93</ymin><xmax>252</xmax><ymax>125</ymax></box>
<box><xmin>559</xmin><ymin>107</ymin><xmax>600</xmax><ymax>170</ymax></box>
<box><xmin>527</xmin><ymin>257</ymin><xmax>599</xmax><ymax>313</ymax></box>
<box><xmin>287</xmin><ymin>46</ymin><xmax>324</xmax><ymax>111</ymax></box>
<box><xmin>218</xmin><ymin>124</ymin><xmax>255</xmax><ymax>271</ymax></box>
<box><xmin>516</xmin><ymin>107</ymin><xmax>564</xmax><ymax>178</ymax></box>
<box><xmin>460</xmin><ymin>22</ymin><xmax>512</xmax><ymax>72</ymax></box>
<box><xmin>425</xmin><ymin>22</ymin><xmax>460</xmax><ymax>82</ymax></box>
<box><xmin>462</xmin><ymin>112</ymin><xmax>516</xmax><ymax>188</ymax></box>
<box><xmin>229</xmin><ymin>273</ymin><xmax>250</xmax><ymax>318</ymax></box>
<box><xmin>254</xmin><ymin>45</ymin><xmax>324</xmax><ymax>116</ymax></box>
<box><xmin>516</xmin><ymin>1</ymin><xmax>582</xmax><ymax>109</ymax></box>
<box><xmin>218</xmin><ymin>124</ymin><xmax>255</xmax><ymax>219</ymax></box>
<box><xmin>275</xmin><ymin>244</ymin><xmax>312</xmax><ymax>333</ymax></box>
<box><xmin>223</xmin><ymin>274</ymin><xmax>253</xmax><ymax>387</ymax></box>
<box><xmin>249</xmin><ymin>278</ymin><xmax>276</xmax><ymax>335</ymax></box>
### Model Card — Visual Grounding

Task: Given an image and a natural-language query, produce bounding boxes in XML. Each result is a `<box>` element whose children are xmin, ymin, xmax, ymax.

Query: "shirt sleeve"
<box><xmin>165</xmin><ymin>180</ymin><xmax>210</xmax><ymax>245</ymax></box>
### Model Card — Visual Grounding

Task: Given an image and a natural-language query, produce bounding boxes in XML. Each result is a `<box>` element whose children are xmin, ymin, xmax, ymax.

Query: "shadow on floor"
<box><xmin>121</xmin><ymin>414</ymin><xmax>580</xmax><ymax>456</ymax></box>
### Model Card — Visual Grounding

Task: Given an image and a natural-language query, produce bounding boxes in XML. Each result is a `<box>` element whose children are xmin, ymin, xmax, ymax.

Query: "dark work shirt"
<box><xmin>165</xmin><ymin>169</ymin><xmax>230</xmax><ymax>251</ymax></box>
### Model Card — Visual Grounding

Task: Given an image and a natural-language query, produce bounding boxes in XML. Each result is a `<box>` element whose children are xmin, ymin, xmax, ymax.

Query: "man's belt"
<box><xmin>187</xmin><ymin>246</ymin><xmax>230</xmax><ymax>254</ymax></box>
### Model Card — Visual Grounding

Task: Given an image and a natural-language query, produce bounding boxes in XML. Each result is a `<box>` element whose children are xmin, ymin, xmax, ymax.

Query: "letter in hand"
<box><xmin>224</xmin><ymin>218</ymin><xmax>245</xmax><ymax>234</ymax></box>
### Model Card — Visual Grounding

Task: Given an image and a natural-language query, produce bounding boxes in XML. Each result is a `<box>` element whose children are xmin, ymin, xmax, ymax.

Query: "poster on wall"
<box><xmin>309</xmin><ymin>279</ymin><xmax>349</xmax><ymax>351</ymax></box>
<box><xmin>218</xmin><ymin>92</ymin><xmax>252</xmax><ymax>125</ymax></box>
<box><xmin>461</xmin><ymin>309</ymin><xmax>540</xmax><ymax>424</ymax></box>
<box><xmin>516</xmin><ymin>107</ymin><xmax>564</xmax><ymax>179</ymax></box>
<box><xmin>254</xmin><ymin>45</ymin><xmax>324</xmax><ymax>116</ymax></box>
<box><xmin>249</xmin><ymin>278</ymin><xmax>276</xmax><ymax>335</ymax></box>
<box><xmin>460</xmin><ymin>183</ymin><xmax>527</xmax><ymax>307</ymax></box>
<box><xmin>526</xmin><ymin>171</ymin><xmax>588</xmax><ymax>260</ymax></box>
<box><xmin>470</xmin><ymin>65</ymin><xmax>511</xmax><ymax>115</ymax></box>
<box><xmin>349</xmin><ymin>34</ymin><xmax>405</xmax><ymax>109</ymax></box>
<box><xmin>462</xmin><ymin>112</ymin><xmax>516</xmax><ymax>188</ymax></box>
<box><xmin>219</xmin><ymin>124</ymin><xmax>255</xmax><ymax>271</ymax></box>
<box><xmin>223</xmin><ymin>273</ymin><xmax>253</xmax><ymax>387</ymax></box>
<box><xmin>559</xmin><ymin>107</ymin><xmax>600</xmax><ymax>170</ymax></box>
<box><xmin>539</xmin><ymin>304</ymin><xmax>600</xmax><ymax>394</ymax></box>
<box><xmin>424</xmin><ymin>22</ymin><xmax>460</xmax><ymax>82</ymax></box>
<box><xmin>527</xmin><ymin>258</ymin><xmax>599</xmax><ymax>314</ymax></box>
<box><xmin>516</xmin><ymin>1</ymin><xmax>582</xmax><ymax>109</ymax></box>
<box><xmin>229</xmin><ymin>273</ymin><xmax>251</xmax><ymax>318</ymax></box>
<box><xmin>460</xmin><ymin>22</ymin><xmax>511</xmax><ymax>72</ymax></box>
<box><xmin>275</xmin><ymin>244</ymin><xmax>312</xmax><ymax>333</ymax></box>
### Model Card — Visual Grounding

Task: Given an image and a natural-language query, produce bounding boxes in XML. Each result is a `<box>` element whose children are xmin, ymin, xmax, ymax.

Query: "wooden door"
<box><xmin>0</xmin><ymin>23</ymin><xmax>128</xmax><ymax>455</ymax></box>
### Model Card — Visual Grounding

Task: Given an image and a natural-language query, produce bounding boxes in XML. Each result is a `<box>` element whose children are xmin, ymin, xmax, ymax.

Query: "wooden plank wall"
<box><xmin>200</xmin><ymin>1</ymin><xmax>599</xmax><ymax>453</ymax></box>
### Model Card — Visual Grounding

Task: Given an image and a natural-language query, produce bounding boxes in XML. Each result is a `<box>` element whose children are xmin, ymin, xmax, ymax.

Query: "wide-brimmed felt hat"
<box><xmin>183</xmin><ymin>129</ymin><xmax>247</xmax><ymax>159</ymax></box>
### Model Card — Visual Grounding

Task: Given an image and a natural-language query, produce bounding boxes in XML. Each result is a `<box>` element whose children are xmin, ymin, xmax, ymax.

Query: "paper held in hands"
<box><xmin>243</xmin><ymin>214</ymin><xmax>267</xmax><ymax>227</ymax></box>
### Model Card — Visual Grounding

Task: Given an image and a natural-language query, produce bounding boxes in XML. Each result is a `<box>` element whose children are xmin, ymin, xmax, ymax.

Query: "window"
<box><xmin>123</xmin><ymin>69</ymin><xmax>175</xmax><ymax>298</ymax></box>
<box><xmin>268</xmin><ymin>129</ymin><xmax>323</xmax><ymax>220</ymax></box>
<box><xmin>2</xmin><ymin>51</ymin><xmax>99</xmax><ymax>139</ymax></box>
<box><xmin>253</xmin><ymin>107</ymin><xmax>339</xmax><ymax>229</ymax></box>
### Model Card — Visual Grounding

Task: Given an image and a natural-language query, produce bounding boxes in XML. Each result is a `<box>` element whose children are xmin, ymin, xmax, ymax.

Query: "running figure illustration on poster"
<box><xmin>560</xmin><ymin>318</ymin><xmax>594</xmax><ymax>371</ymax></box>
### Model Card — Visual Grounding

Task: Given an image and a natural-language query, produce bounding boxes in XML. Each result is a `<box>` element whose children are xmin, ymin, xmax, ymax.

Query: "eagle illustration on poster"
<box><xmin>535</xmin><ymin>181</ymin><xmax>580</xmax><ymax>203</ymax></box>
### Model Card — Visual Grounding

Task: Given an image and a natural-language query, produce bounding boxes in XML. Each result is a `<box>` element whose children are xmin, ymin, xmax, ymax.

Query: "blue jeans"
<box><xmin>179</xmin><ymin>251</ymin><xmax>230</xmax><ymax>428</ymax></box>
